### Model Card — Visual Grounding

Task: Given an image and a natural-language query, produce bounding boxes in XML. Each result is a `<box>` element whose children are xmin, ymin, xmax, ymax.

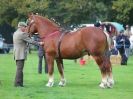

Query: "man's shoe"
<box><xmin>38</xmin><ymin>71</ymin><xmax>42</xmax><ymax>74</ymax></box>
<box><xmin>14</xmin><ymin>84</ymin><xmax>24</xmax><ymax>87</ymax></box>
<box><xmin>121</xmin><ymin>63</ymin><xmax>127</xmax><ymax>65</ymax></box>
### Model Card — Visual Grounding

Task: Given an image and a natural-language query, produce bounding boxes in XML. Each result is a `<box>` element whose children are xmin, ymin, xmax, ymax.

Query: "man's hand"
<box><xmin>39</xmin><ymin>42</ymin><xmax>44</xmax><ymax>45</ymax></box>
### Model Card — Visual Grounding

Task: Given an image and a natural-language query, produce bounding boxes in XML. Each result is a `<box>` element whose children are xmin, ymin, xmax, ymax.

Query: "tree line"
<box><xmin>0</xmin><ymin>0</ymin><xmax>133</xmax><ymax>43</ymax></box>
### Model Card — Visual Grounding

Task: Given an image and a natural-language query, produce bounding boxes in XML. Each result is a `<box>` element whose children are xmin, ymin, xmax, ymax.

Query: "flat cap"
<box><xmin>18</xmin><ymin>22</ymin><xmax>27</xmax><ymax>28</ymax></box>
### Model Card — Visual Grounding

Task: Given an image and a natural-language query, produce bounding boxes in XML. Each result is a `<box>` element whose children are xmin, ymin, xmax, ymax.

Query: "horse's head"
<box><xmin>27</xmin><ymin>13</ymin><xmax>38</xmax><ymax>35</ymax></box>
<box><xmin>27</xmin><ymin>13</ymin><xmax>60</xmax><ymax>37</ymax></box>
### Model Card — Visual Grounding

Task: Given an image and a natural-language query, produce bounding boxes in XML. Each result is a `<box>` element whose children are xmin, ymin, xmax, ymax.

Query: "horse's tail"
<box><xmin>103</xmin><ymin>31</ymin><xmax>112</xmax><ymax>59</ymax></box>
<box><xmin>103</xmin><ymin>31</ymin><xmax>111</xmax><ymax>51</ymax></box>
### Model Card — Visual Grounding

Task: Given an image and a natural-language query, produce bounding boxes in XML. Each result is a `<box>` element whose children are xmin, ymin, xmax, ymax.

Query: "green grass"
<box><xmin>0</xmin><ymin>52</ymin><xmax>133</xmax><ymax>99</ymax></box>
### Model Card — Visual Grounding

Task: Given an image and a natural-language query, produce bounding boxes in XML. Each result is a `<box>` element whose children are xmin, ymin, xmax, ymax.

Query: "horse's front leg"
<box><xmin>56</xmin><ymin>59</ymin><xmax>66</xmax><ymax>87</ymax></box>
<box><xmin>45</xmin><ymin>53</ymin><xmax>55</xmax><ymax>87</ymax></box>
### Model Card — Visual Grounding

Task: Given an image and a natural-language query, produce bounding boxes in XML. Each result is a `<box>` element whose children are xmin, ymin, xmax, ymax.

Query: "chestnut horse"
<box><xmin>27</xmin><ymin>14</ymin><xmax>114</xmax><ymax>88</ymax></box>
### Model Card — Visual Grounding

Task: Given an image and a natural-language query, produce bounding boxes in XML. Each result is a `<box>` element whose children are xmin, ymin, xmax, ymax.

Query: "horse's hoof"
<box><xmin>58</xmin><ymin>79</ymin><xmax>66</xmax><ymax>87</ymax></box>
<box><xmin>107</xmin><ymin>81</ymin><xmax>114</xmax><ymax>88</ymax></box>
<box><xmin>46</xmin><ymin>81</ymin><xmax>54</xmax><ymax>87</ymax></box>
<box><xmin>107</xmin><ymin>79</ymin><xmax>114</xmax><ymax>88</ymax></box>
<box><xmin>99</xmin><ymin>82</ymin><xmax>107</xmax><ymax>89</ymax></box>
<box><xmin>107</xmin><ymin>82</ymin><xmax>113</xmax><ymax>88</ymax></box>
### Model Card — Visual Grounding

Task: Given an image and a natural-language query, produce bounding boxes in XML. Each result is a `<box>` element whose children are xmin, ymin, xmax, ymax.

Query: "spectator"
<box><xmin>116</xmin><ymin>30</ymin><xmax>130</xmax><ymax>65</ymax></box>
<box><xmin>37</xmin><ymin>44</ymin><xmax>48</xmax><ymax>74</ymax></box>
<box><xmin>94</xmin><ymin>22</ymin><xmax>100</xmax><ymax>27</ymax></box>
<box><xmin>124</xmin><ymin>25</ymin><xmax>132</xmax><ymax>38</ymax></box>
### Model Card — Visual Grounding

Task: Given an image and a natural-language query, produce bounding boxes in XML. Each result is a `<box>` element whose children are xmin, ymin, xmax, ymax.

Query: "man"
<box><xmin>36</xmin><ymin>35</ymin><xmax>48</xmax><ymax>74</ymax></box>
<box><xmin>116</xmin><ymin>30</ymin><xmax>130</xmax><ymax>65</ymax></box>
<box><xmin>13</xmin><ymin>22</ymin><xmax>44</xmax><ymax>87</ymax></box>
<box><xmin>124</xmin><ymin>25</ymin><xmax>132</xmax><ymax>38</ymax></box>
<box><xmin>37</xmin><ymin>44</ymin><xmax>48</xmax><ymax>74</ymax></box>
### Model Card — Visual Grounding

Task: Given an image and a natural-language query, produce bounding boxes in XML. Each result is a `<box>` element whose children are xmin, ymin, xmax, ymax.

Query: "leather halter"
<box><xmin>27</xmin><ymin>19</ymin><xmax>35</xmax><ymax>35</ymax></box>
<box><xmin>28</xmin><ymin>18</ymin><xmax>60</xmax><ymax>40</ymax></box>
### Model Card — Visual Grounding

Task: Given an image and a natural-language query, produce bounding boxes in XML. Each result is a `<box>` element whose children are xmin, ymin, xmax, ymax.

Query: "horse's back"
<box><xmin>80</xmin><ymin>27</ymin><xmax>108</xmax><ymax>55</ymax></box>
<box><xmin>81</xmin><ymin>27</ymin><xmax>105</xmax><ymax>40</ymax></box>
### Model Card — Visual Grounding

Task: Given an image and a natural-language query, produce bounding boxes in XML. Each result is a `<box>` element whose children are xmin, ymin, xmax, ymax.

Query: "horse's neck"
<box><xmin>37</xmin><ymin>24</ymin><xmax>59</xmax><ymax>38</ymax></box>
<box><xmin>36</xmin><ymin>17</ymin><xmax>60</xmax><ymax>37</ymax></box>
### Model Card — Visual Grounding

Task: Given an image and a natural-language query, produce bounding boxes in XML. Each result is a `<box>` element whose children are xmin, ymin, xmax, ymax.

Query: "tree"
<box><xmin>112</xmin><ymin>0</ymin><xmax>133</xmax><ymax>25</ymax></box>
<box><xmin>5</xmin><ymin>0</ymin><xmax>133</xmax><ymax>43</ymax></box>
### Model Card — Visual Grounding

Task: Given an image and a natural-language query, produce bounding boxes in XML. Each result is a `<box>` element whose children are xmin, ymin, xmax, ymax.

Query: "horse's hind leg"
<box><xmin>104</xmin><ymin>51</ymin><xmax>114</xmax><ymax>88</ymax></box>
<box><xmin>56</xmin><ymin>59</ymin><xmax>66</xmax><ymax>87</ymax></box>
<box><xmin>93</xmin><ymin>56</ymin><xmax>108</xmax><ymax>88</ymax></box>
<box><xmin>93</xmin><ymin>53</ymin><xmax>114</xmax><ymax>88</ymax></box>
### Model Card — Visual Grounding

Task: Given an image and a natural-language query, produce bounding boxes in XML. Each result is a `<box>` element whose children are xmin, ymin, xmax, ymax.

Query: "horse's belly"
<box><xmin>61</xmin><ymin>51</ymin><xmax>87</xmax><ymax>59</ymax></box>
<box><xmin>62</xmin><ymin>55</ymin><xmax>81</xmax><ymax>59</ymax></box>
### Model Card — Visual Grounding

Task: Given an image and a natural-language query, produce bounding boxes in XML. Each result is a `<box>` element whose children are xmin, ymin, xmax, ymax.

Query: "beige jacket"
<box><xmin>13</xmin><ymin>28</ymin><xmax>39</xmax><ymax>60</ymax></box>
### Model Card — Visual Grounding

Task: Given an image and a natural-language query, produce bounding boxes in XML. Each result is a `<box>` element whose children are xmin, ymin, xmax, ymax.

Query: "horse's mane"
<box><xmin>33</xmin><ymin>15</ymin><xmax>70</xmax><ymax>33</ymax></box>
<box><xmin>35</xmin><ymin>15</ymin><xmax>60</xmax><ymax>29</ymax></box>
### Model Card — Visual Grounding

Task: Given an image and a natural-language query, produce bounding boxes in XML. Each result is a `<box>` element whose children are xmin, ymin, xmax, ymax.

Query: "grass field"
<box><xmin>0</xmin><ymin>52</ymin><xmax>133</xmax><ymax>99</ymax></box>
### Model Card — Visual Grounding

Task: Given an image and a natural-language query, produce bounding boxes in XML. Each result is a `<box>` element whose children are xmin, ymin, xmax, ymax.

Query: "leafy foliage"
<box><xmin>0</xmin><ymin>0</ymin><xmax>133</xmax><ymax>28</ymax></box>
<box><xmin>112</xmin><ymin>0</ymin><xmax>133</xmax><ymax>25</ymax></box>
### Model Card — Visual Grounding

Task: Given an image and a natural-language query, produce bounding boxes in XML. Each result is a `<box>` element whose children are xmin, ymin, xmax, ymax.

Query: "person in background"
<box><xmin>124</xmin><ymin>25</ymin><xmax>132</xmax><ymax>38</ymax></box>
<box><xmin>94</xmin><ymin>22</ymin><xmax>101</xmax><ymax>27</ymax></box>
<box><xmin>124</xmin><ymin>25</ymin><xmax>132</xmax><ymax>56</ymax></box>
<box><xmin>110</xmin><ymin>36</ymin><xmax>119</xmax><ymax>55</ymax></box>
<box><xmin>13</xmin><ymin>22</ymin><xmax>44</xmax><ymax>87</ymax></box>
<box><xmin>116</xmin><ymin>30</ymin><xmax>130</xmax><ymax>65</ymax></box>
<box><xmin>37</xmin><ymin>42</ymin><xmax>48</xmax><ymax>74</ymax></box>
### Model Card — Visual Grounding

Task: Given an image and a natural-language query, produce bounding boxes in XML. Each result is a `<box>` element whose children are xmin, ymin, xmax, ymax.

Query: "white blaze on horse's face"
<box><xmin>28</xmin><ymin>18</ymin><xmax>34</xmax><ymax>25</ymax></box>
<box><xmin>27</xmin><ymin>17</ymin><xmax>37</xmax><ymax>34</ymax></box>
<box><xmin>30</xmin><ymin>19</ymin><xmax>34</xmax><ymax>24</ymax></box>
